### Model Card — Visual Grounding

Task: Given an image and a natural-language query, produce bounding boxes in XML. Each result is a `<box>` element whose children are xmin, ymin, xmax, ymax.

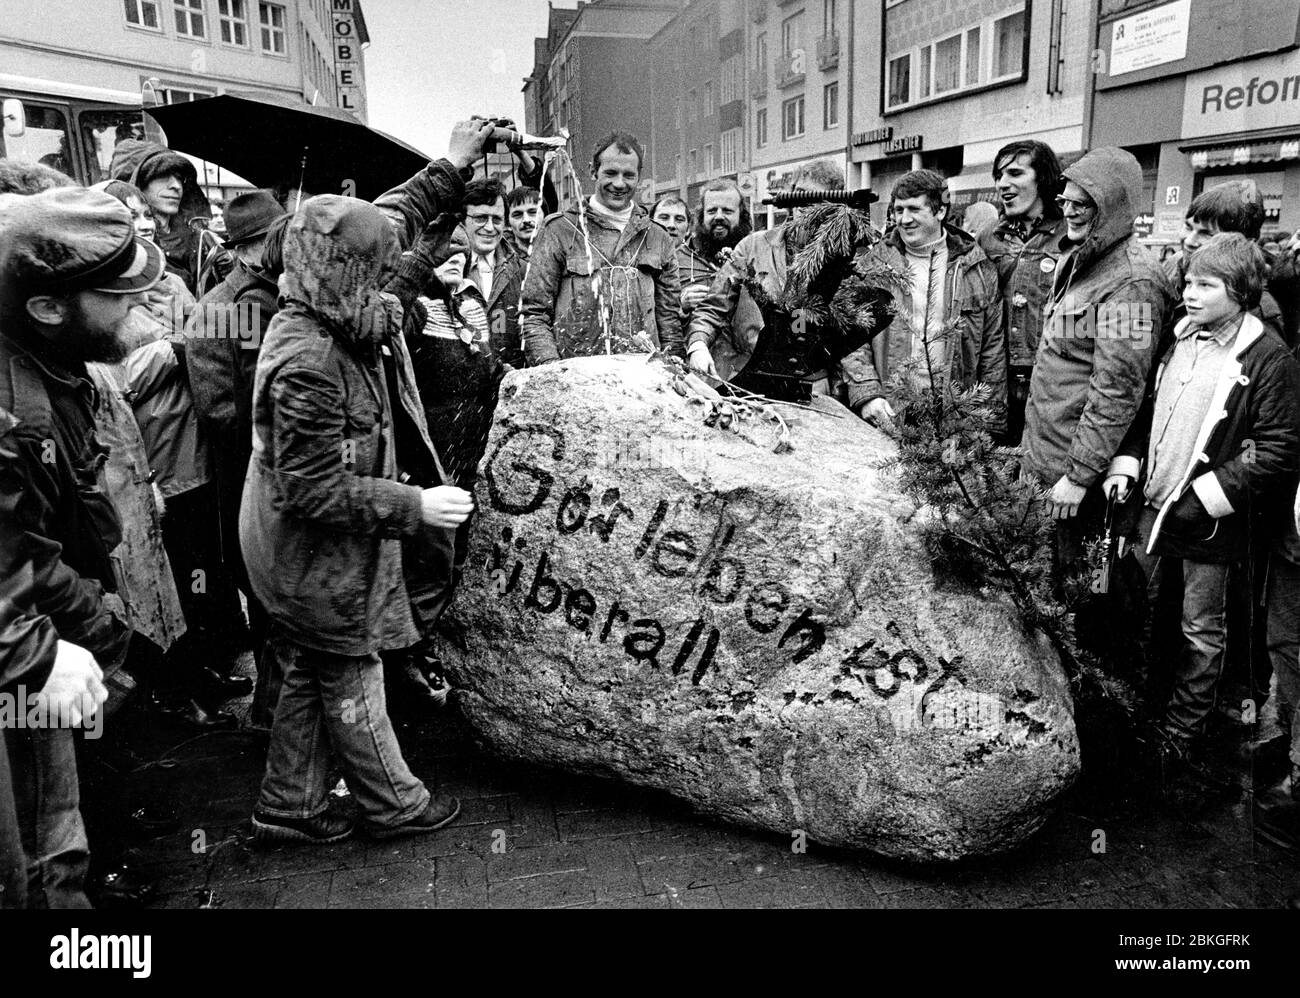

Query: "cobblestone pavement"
<box><xmin>101</xmin><ymin>663</ymin><xmax>1299</xmax><ymax>910</ymax></box>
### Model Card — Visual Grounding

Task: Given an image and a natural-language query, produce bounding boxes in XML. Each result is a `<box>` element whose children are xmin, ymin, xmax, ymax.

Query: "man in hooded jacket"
<box><xmin>1021</xmin><ymin>146</ymin><xmax>1175</xmax><ymax>577</ymax></box>
<box><xmin>241</xmin><ymin>196</ymin><xmax>472</xmax><ymax>843</ymax></box>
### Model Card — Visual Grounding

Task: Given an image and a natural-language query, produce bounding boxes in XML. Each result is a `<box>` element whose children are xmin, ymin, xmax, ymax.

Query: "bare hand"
<box><xmin>447</xmin><ymin>119</ymin><xmax>496</xmax><ymax>171</ymax></box>
<box><xmin>860</xmin><ymin>397</ymin><xmax>896</xmax><ymax>431</ymax></box>
<box><xmin>680</xmin><ymin>286</ymin><xmax>709</xmax><ymax>312</ymax></box>
<box><xmin>1048</xmin><ymin>475</ymin><xmax>1088</xmax><ymax>519</ymax></box>
<box><xmin>36</xmin><ymin>640</ymin><xmax>107</xmax><ymax>728</ymax></box>
<box><xmin>421</xmin><ymin>485</ymin><xmax>474</xmax><ymax>527</ymax></box>
<box><xmin>686</xmin><ymin>344</ymin><xmax>717</xmax><ymax>379</ymax></box>
<box><xmin>1101</xmin><ymin>474</ymin><xmax>1132</xmax><ymax>504</ymax></box>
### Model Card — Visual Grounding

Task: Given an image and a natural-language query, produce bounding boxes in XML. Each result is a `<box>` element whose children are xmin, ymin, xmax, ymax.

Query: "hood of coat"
<box><xmin>281</xmin><ymin>195</ymin><xmax>401</xmax><ymax>346</ymax></box>
<box><xmin>1060</xmin><ymin>146</ymin><xmax>1143</xmax><ymax>270</ymax></box>
<box><xmin>108</xmin><ymin>140</ymin><xmax>211</xmax><ymax>228</ymax></box>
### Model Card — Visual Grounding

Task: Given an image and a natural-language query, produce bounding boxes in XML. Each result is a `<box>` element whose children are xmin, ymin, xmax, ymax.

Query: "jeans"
<box><xmin>256</xmin><ymin>631</ymin><xmax>429</xmax><ymax>827</ymax></box>
<box><xmin>1266</xmin><ymin>552</ymin><xmax>1300</xmax><ymax>768</ymax></box>
<box><xmin>1131</xmin><ymin>506</ymin><xmax>1231</xmax><ymax>742</ymax></box>
<box><xmin>4</xmin><ymin>727</ymin><xmax>91</xmax><ymax>908</ymax></box>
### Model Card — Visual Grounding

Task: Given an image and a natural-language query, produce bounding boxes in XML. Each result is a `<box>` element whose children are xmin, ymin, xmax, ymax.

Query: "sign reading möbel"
<box><xmin>331</xmin><ymin>0</ymin><xmax>362</xmax><ymax>115</ymax></box>
<box><xmin>1181</xmin><ymin>49</ymin><xmax>1300</xmax><ymax>139</ymax></box>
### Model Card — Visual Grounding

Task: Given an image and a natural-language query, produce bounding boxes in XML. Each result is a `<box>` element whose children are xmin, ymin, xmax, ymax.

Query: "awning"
<box><xmin>1182</xmin><ymin>137</ymin><xmax>1300</xmax><ymax>169</ymax></box>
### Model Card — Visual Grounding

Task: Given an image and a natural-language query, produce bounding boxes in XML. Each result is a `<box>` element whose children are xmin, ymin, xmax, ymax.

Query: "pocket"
<box><xmin>564</xmin><ymin>250</ymin><xmax>593</xmax><ymax>277</ymax></box>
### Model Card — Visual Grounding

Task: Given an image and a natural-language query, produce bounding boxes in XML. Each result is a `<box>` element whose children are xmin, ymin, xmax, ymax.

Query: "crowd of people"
<box><xmin>3</xmin><ymin>113</ymin><xmax>1300</xmax><ymax>910</ymax></box>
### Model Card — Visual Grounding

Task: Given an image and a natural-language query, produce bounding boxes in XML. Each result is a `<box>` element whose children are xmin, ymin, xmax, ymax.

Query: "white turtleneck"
<box><xmin>587</xmin><ymin>195</ymin><xmax>634</xmax><ymax>233</ymax></box>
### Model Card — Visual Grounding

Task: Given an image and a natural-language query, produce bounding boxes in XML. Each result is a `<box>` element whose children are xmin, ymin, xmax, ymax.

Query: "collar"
<box><xmin>1178</xmin><ymin>311</ymin><xmax>1242</xmax><ymax>346</ymax></box>
<box><xmin>1</xmin><ymin>323</ymin><xmax>93</xmax><ymax>392</ymax></box>
<box><xmin>586</xmin><ymin>196</ymin><xmax>634</xmax><ymax>226</ymax></box>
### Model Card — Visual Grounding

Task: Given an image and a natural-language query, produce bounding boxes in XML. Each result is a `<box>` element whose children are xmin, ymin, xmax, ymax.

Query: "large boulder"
<box><xmin>442</xmin><ymin>355</ymin><xmax>1080</xmax><ymax>861</ymax></box>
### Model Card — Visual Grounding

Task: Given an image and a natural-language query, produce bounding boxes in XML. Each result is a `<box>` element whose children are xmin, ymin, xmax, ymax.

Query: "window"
<box><xmin>823</xmin><ymin>0</ymin><xmax>836</xmax><ymax>32</ymax></box>
<box><xmin>966</xmin><ymin>27</ymin><xmax>981</xmax><ymax>86</ymax></box>
<box><xmin>721</xmin><ymin>131</ymin><xmax>738</xmax><ymax>174</ymax></box>
<box><xmin>993</xmin><ymin>10</ymin><xmax>1026</xmax><ymax>79</ymax></box>
<box><xmin>173</xmin><ymin>0</ymin><xmax>206</xmax><ymax>38</ymax></box>
<box><xmin>688</xmin><ymin>90</ymin><xmax>696</xmax><ymax>123</ymax></box>
<box><xmin>781</xmin><ymin>95</ymin><xmax>804</xmax><ymax>140</ymax></box>
<box><xmin>755</xmin><ymin>32</ymin><xmax>768</xmax><ymax>74</ymax></box>
<box><xmin>258</xmin><ymin>2</ymin><xmax>285</xmax><ymax>53</ymax></box>
<box><xmin>934</xmin><ymin>34</ymin><xmax>961</xmax><ymax>94</ymax></box>
<box><xmin>218</xmin><ymin>0</ymin><xmax>248</xmax><ymax>45</ymax></box>
<box><xmin>689</xmin><ymin>149</ymin><xmax>698</xmax><ymax>178</ymax></box>
<box><xmin>161</xmin><ymin>86</ymin><xmax>214</xmax><ymax>103</ymax></box>
<box><xmin>705</xmin><ymin>142</ymin><xmax>715</xmax><ymax>172</ymax></box>
<box><xmin>756</xmin><ymin>107</ymin><xmax>768</xmax><ymax>148</ymax></box>
<box><xmin>887</xmin><ymin>54</ymin><xmax>910</xmax><ymax>108</ymax></box>
<box><xmin>919</xmin><ymin>46</ymin><xmax>931</xmax><ymax>99</ymax></box>
<box><xmin>124</xmin><ymin>0</ymin><xmax>161</xmax><ymax>29</ymax></box>
<box><xmin>781</xmin><ymin>11</ymin><xmax>803</xmax><ymax>57</ymax></box>
<box><xmin>823</xmin><ymin>81</ymin><xmax>838</xmax><ymax>128</ymax></box>
<box><xmin>704</xmin><ymin>81</ymin><xmax>714</xmax><ymax>117</ymax></box>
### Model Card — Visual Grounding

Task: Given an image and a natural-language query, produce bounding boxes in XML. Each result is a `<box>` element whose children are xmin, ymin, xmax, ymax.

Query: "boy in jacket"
<box><xmin>1103</xmin><ymin>234</ymin><xmax>1300</xmax><ymax>767</ymax></box>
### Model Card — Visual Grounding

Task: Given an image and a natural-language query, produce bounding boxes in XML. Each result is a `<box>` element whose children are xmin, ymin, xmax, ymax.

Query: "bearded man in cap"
<box><xmin>0</xmin><ymin>186</ymin><xmax>166</xmax><ymax>906</ymax></box>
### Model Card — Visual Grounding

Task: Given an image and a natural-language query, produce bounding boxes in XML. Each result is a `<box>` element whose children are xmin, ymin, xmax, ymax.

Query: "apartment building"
<box><xmin>522</xmin><ymin>0</ymin><xmax>678</xmax><ymax>206</ymax></box>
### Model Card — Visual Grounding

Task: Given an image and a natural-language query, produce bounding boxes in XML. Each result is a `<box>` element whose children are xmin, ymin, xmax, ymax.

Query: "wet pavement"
<box><xmin>98</xmin><ymin>659</ymin><xmax>1300</xmax><ymax>910</ymax></box>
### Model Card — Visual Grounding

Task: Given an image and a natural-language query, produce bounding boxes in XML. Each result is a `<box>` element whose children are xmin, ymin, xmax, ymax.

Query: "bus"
<box><xmin>0</xmin><ymin>73</ymin><xmax>150</xmax><ymax>187</ymax></box>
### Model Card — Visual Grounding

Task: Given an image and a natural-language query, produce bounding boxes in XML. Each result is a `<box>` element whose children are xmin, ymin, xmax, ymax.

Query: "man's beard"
<box><xmin>66</xmin><ymin>300</ymin><xmax>131</xmax><ymax>364</ymax></box>
<box><xmin>694</xmin><ymin>219</ymin><xmax>745</xmax><ymax>258</ymax></box>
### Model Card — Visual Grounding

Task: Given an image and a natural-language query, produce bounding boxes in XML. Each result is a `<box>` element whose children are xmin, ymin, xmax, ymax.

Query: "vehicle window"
<box><xmin>79</xmin><ymin>110</ymin><xmax>146</xmax><ymax>185</ymax></box>
<box><xmin>0</xmin><ymin>103</ymin><xmax>73</xmax><ymax>178</ymax></box>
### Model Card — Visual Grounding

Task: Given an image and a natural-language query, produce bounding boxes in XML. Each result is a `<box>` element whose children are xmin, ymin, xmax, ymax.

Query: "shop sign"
<box><xmin>1109</xmin><ymin>0</ymin><xmax>1190</xmax><ymax>77</ymax></box>
<box><xmin>1181</xmin><ymin>49</ymin><xmax>1300</xmax><ymax>139</ymax></box>
<box><xmin>883</xmin><ymin>134</ymin><xmax>922</xmax><ymax>154</ymax></box>
<box><xmin>332</xmin><ymin>0</ymin><xmax>362</xmax><ymax>115</ymax></box>
<box><xmin>852</xmin><ymin>127</ymin><xmax>893</xmax><ymax>146</ymax></box>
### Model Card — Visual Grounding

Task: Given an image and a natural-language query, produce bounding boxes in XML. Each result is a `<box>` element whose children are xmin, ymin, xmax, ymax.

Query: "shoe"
<box><xmin>88</xmin><ymin>863</ymin><xmax>157</xmax><ymax>908</ymax></box>
<box><xmin>363</xmin><ymin>794</ymin><xmax>461</xmax><ymax>840</ymax></box>
<box><xmin>252</xmin><ymin>807</ymin><xmax>356</xmax><ymax>845</ymax></box>
<box><xmin>129</xmin><ymin>803</ymin><xmax>181</xmax><ymax>837</ymax></box>
<box><xmin>1253</xmin><ymin>798</ymin><xmax>1300</xmax><ymax>851</ymax></box>
<box><xmin>151</xmin><ymin>696</ymin><xmax>238</xmax><ymax>731</ymax></box>
<box><xmin>199</xmin><ymin>666</ymin><xmax>253</xmax><ymax>703</ymax></box>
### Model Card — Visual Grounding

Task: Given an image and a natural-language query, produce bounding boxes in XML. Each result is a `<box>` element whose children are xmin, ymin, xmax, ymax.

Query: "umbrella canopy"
<box><xmin>145</xmin><ymin>90</ymin><xmax>432</xmax><ymax>201</ymax></box>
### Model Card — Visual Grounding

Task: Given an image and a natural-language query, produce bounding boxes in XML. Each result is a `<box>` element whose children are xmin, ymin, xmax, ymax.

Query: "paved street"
<box><xmin>98</xmin><ymin>659</ymin><xmax>1299</xmax><ymax>910</ymax></box>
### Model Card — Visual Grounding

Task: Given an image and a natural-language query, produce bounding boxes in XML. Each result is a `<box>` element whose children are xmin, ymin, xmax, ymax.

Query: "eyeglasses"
<box><xmin>466</xmin><ymin>213</ymin><xmax>505</xmax><ymax>229</ymax></box>
<box><xmin>1055</xmin><ymin>196</ymin><xmax>1095</xmax><ymax>214</ymax></box>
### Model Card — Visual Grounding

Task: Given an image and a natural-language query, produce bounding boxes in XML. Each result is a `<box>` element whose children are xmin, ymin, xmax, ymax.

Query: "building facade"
<box><xmin>848</xmin><ymin>0</ymin><xmax>1091</xmax><ymax>229</ymax></box>
<box><xmin>1088</xmin><ymin>0</ymin><xmax>1300</xmax><ymax>241</ymax></box>
<box><xmin>0</xmin><ymin>0</ymin><xmax>369</xmax><ymax>194</ymax></box>
<box><xmin>523</xmin><ymin>0</ymin><xmax>677</xmax><ymax>207</ymax></box>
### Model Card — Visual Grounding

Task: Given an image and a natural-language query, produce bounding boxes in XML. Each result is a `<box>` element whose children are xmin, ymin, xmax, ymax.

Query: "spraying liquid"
<box><xmin>516</xmin><ymin>134</ymin><xmax>614</xmax><ymax>358</ymax></box>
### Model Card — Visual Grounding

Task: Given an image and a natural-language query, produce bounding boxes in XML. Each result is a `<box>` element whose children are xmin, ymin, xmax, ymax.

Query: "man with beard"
<box><xmin>0</xmin><ymin>187</ymin><xmax>165</xmax><ymax>905</ymax></box>
<box><xmin>676</xmin><ymin>180</ymin><xmax>751</xmax><ymax>327</ymax></box>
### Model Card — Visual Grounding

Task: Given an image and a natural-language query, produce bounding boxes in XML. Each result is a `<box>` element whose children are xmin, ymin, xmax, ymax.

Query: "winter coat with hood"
<box><xmin>1110</xmin><ymin>312</ymin><xmax>1300</xmax><ymax>562</ymax></box>
<box><xmin>239</xmin><ymin>196</ymin><xmax>447</xmax><ymax>656</ymax></box>
<box><xmin>521</xmin><ymin>204</ymin><xmax>683</xmax><ymax>364</ymax></box>
<box><xmin>109</xmin><ymin>140</ymin><xmax>222</xmax><ymax>292</ymax></box>
<box><xmin>840</xmin><ymin>224</ymin><xmax>1008</xmax><ymax>435</ymax></box>
<box><xmin>1021</xmin><ymin>147</ymin><xmax>1175</xmax><ymax>489</ymax></box>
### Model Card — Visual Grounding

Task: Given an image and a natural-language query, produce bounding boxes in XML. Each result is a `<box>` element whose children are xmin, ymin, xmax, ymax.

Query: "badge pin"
<box><xmin>1040</xmin><ymin>258</ymin><xmax>1056</xmax><ymax>273</ymax></box>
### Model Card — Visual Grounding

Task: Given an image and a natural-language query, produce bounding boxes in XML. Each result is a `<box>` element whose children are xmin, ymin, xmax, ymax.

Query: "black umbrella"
<box><xmin>145</xmin><ymin>90</ymin><xmax>432</xmax><ymax>201</ymax></box>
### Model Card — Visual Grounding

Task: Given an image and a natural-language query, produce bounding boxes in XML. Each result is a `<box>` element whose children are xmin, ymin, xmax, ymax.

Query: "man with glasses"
<box><xmin>460</xmin><ymin>178</ymin><xmax>526</xmax><ymax>369</ymax></box>
<box><xmin>1020</xmin><ymin>147</ymin><xmax>1173</xmax><ymax>585</ymax></box>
